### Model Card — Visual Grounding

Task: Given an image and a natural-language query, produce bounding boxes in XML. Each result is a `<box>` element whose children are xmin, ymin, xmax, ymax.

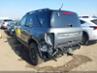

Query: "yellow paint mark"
<box><xmin>15</xmin><ymin>29</ymin><xmax>21</xmax><ymax>36</ymax></box>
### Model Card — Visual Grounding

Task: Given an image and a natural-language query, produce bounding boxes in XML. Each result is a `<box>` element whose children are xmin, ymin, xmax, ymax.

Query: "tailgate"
<box><xmin>50</xmin><ymin>28</ymin><xmax>82</xmax><ymax>47</ymax></box>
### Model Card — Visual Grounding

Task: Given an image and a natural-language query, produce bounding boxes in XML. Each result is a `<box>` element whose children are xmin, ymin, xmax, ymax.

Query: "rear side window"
<box><xmin>80</xmin><ymin>20</ymin><xmax>85</xmax><ymax>24</ymax></box>
<box><xmin>26</xmin><ymin>14</ymin><xmax>40</xmax><ymax>27</ymax></box>
<box><xmin>26</xmin><ymin>11</ymin><xmax>51</xmax><ymax>27</ymax></box>
<box><xmin>51</xmin><ymin>11</ymin><xmax>80</xmax><ymax>28</ymax></box>
<box><xmin>91</xmin><ymin>19</ymin><xmax>97</xmax><ymax>25</ymax></box>
<box><xmin>37</xmin><ymin>11</ymin><xmax>51</xmax><ymax>27</ymax></box>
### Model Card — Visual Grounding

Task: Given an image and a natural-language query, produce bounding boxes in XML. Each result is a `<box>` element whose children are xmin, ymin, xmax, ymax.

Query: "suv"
<box><xmin>15</xmin><ymin>9</ymin><xmax>82</xmax><ymax>65</ymax></box>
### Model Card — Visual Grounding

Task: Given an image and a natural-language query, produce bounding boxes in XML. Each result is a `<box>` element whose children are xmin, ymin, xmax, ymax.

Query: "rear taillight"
<box><xmin>90</xmin><ymin>26</ymin><xmax>97</xmax><ymax>30</ymax></box>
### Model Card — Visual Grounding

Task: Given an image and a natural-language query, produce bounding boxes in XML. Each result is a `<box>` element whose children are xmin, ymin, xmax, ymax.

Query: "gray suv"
<box><xmin>15</xmin><ymin>9</ymin><xmax>82</xmax><ymax>65</ymax></box>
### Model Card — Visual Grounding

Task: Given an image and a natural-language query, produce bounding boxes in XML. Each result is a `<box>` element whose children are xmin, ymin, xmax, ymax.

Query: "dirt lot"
<box><xmin>0</xmin><ymin>30</ymin><xmax>97</xmax><ymax>72</ymax></box>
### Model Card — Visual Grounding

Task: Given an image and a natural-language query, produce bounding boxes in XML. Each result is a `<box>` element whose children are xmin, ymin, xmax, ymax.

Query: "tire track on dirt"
<box><xmin>36</xmin><ymin>55</ymin><xmax>92</xmax><ymax>72</ymax></box>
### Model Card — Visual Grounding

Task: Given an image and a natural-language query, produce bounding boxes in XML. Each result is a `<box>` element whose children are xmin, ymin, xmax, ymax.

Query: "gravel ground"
<box><xmin>0</xmin><ymin>30</ymin><xmax>97</xmax><ymax>72</ymax></box>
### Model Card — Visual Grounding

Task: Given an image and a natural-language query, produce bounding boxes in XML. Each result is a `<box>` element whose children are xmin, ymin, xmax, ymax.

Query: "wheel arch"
<box><xmin>28</xmin><ymin>37</ymin><xmax>39</xmax><ymax>46</ymax></box>
<box><xmin>82</xmin><ymin>31</ymin><xmax>89</xmax><ymax>40</ymax></box>
<box><xmin>28</xmin><ymin>37</ymin><xmax>43</xmax><ymax>59</ymax></box>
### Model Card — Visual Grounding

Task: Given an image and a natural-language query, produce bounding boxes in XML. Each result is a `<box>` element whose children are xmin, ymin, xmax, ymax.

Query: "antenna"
<box><xmin>59</xmin><ymin>0</ymin><xmax>63</xmax><ymax>11</ymax></box>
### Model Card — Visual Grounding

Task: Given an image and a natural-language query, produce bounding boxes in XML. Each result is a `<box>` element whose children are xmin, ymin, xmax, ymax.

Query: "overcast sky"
<box><xmin>0</xmin><ymin>0</ymin><xmax>97</xmax><ymax>19</ymax></box>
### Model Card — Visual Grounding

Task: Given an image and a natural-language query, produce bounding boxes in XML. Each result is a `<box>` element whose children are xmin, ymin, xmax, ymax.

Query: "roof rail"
<box><xmin>28</xmin><ymin>8</ymin><xmax>50</xmax><ymax>14</ymax></box>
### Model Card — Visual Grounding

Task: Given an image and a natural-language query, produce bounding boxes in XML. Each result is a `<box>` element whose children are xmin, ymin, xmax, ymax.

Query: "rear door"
<box><xmin>21</xmin><ymin>13</ymin><xmax>41</xmax><ymax>43</ymax></box>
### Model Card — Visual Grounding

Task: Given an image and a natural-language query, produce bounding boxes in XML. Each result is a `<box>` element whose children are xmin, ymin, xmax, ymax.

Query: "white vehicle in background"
<box><xmin>1</xmin><ymin>19</ymin><xmax>13</xmax><ymax>29</ymax></box>
<box><xmin>0</xmin><ymin>20</ymin><xmax>3</xmax><ymax>28</ymax></box>
<box><xmin>80</xmin><ymin>16</ymin><xmax>97</xmax><ymax>45</ymax></box>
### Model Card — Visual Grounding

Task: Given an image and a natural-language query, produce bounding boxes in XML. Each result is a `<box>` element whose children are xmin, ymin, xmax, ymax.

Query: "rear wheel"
<box><xmin>82</xmin><ymin>33</ymin><xmax>89</xmax><ymax>45</ymax></box>
<box><xmin>29</xmin><ymin>43</ymin><xmax>38</xmax><ymax>65</ymax></box>
<box><xmin>29</xmin><ymin>42</ymin><xmax>43</xmax><ymax>65</ymax></box>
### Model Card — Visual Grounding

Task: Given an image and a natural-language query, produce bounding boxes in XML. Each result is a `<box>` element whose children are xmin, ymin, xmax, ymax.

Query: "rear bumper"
<box><xmin>40</xmin><ymin>40</ymin><xmax>81</xmax><ymax>52</ymax></box>
<box><xmin>54</xmin><ymin>40</ymin><xmax>81</xmax><ymax>49</ymax></box>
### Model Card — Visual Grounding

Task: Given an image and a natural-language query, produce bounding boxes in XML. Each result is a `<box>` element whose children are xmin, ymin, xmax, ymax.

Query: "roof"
<box><xmin>27</xmin><ymin>8</ymin><xmax>76</xmax><ymax>15</ymax></box>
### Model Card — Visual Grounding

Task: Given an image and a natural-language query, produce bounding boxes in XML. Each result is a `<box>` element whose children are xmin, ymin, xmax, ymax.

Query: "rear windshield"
<box><xmin>51</xmin><ymin>11</ymin><xmax>80</xmax><ymax>28</ymax></box>
<box><xmin>91</xmin><ymin>19</ymin><xmax>97</xmax><ymax>25</ymax></box>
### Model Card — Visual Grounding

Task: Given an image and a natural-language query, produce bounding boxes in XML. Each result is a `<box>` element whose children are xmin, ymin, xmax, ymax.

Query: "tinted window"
<box><xmin>51</xmin><ymin>11</ymin><xmax>80</xmax><ymax>28</ymax></box>
<box><xmin>91</xmin><ymin>19</ymin><xmax>97</xmax><ymax>25</ymax></box>
<box><xmin>80</xmin><ymin>20</ymin><xmax>85</xmax><ymax>24</ymax></box>
<box><xmin>20</xmin><ymin>15</ymin><xmax>27</xmax><ymax>26</ymax></box>
<box><xmin>37</xmin><ymin>11</ymin><xmax>51</xmax><ymax>27</ymax></box>
<box><xmin>26</xmin><ymin>14</ymin><xmax>40</xmax><ymax>27</ymax></box>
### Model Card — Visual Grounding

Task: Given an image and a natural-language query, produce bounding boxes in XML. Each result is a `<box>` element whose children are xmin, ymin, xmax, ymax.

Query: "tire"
<box><xmin>82</xmin><ymin>33</ymin><xmax>88</xmax><ymax>45</ymax></box>
<box><xmin>29</xmin><ymin>43</ymin><xmax>38</xmax><ymax>65</ymax></box>
<box><xmin>29</xmin><ymin>43</ymin><xmax>43</xmax><ymax>65</ymax></box>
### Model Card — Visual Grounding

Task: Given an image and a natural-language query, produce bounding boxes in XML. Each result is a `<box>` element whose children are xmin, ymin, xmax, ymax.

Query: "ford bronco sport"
<box><xmin>15</xmin><ymin>9</ymin><xmax>82</xmax><ymax>65</ymax></box>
